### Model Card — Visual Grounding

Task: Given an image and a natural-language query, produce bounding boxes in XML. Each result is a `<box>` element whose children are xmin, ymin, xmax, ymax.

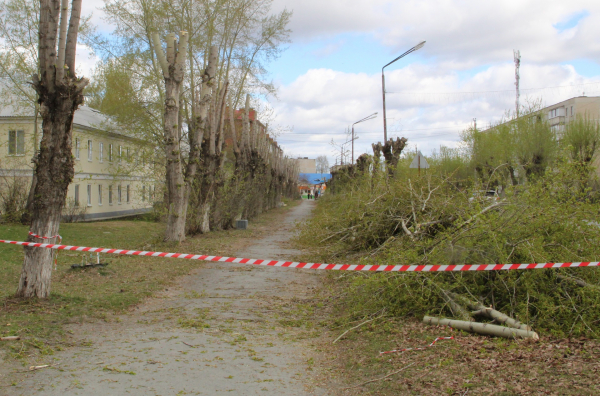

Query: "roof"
<box><xmin>298</xmin><ymin>173</ymin><xmax>332</xmax><ymax>185</ymax></box>
<box><xmin>0</xmin><ymin>103</ymin><xmax>128</xmax><ymax>137</ymax></box>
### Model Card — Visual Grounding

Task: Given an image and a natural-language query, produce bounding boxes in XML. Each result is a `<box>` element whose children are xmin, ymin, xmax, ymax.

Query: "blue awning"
<box><xmin>298</xmin><ymin>173</ymin><xmax>332</xmax><ymax>185</ymax></box>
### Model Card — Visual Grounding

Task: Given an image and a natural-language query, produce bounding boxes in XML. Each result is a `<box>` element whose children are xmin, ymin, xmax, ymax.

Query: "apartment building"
<box><xmin>543</xmin><ymin>96</ymin><xmax>600</xmax><ymax>134</ymax></box>
<box><xmin>1</xmin><ymin>105</ymin><xmax>157</xmax><ymax>221</ymax></box>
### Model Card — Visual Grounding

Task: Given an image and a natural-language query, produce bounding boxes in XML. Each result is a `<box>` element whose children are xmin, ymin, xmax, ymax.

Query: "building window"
<box><xmin>74</xmin><ymin>185</ymin><xmax>80</xmax><ymax>207</ymax></box>
<box><xmin>119</xmin><ymin>145</ymin><xmax>122</xmax><ymax>163</ymax></box>
<box><xmin>109</xmin><ymin>144</ymin><xmax>113</xmax><ymax>162</ymax></box>
<box><xmin>75</xmin><ymin>138</ymin><xmax>80</xmax><ymax>159</ymax></box>
<box><xmin>109</xmin><ymin>185</ymin><xmax>113</xmax><ymax>205</ymax></box>
<box><xmin>98</xmin><ymin>185</ymin><xmax>103</xmax><ymax>205</ymax></box>
<box><xmin>118</xmin><ymin>185</ymin><xmax>122</xmax><ymax>203</ymax></box>
<box><xmin>8</xmin><ymin>130</ymin><xmax>25</xmax><ymax>155</ymax></box>
<box><xmin>87</xmin><ymin>184</ymin><xmax>92</xmax><ymax>206</ymax></box>
<box><xmin>99</xmin><ymin>142</ymin><xmax>104</xmax><ymax>162</ymax></box>
<box><xmin>126</xmin><ymin>147</ymin><xmax>130</xmax><ymax>161</ymax></box>
<box><xmin>88</xmin><ymin>140</ymin><xmax>93</xmax><ymax>161</ymax></box>
<box><xmin>571</xmin><ymin>106</ymin><xmax>574</xmax><ymax>116</ymax></box>
<box><xmin>126</xmin><ymin>185</ymin><xmax>130</xmax><ymax>203</ymax></box>
<box><xmin>142</xmin><ymin>185</ymin><xmax>146</xmax><ymax>202</ymax></box>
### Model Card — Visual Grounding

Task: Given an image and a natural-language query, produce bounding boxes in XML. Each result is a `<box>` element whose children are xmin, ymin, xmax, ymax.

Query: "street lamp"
<box><xmin>351</xmin><ymin>112</ymin><xmax>377</xmax><ymax>164</ymax></box>
<box><xmin>382</xmin><ymin>40</ymin><xmax>426</xmax><ymax>142</ymax></box>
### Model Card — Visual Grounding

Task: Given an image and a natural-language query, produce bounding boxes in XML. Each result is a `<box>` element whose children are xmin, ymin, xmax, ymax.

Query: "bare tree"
<box><xmin>316</xmin><ymin>155</ymin><xmax>329</xmax><ymax>174</ymax></box>
<box><xmin>151</xmin><ymin>31</ymin><xmax>188</xmax><ymax>242</ymax></box>
<box><xmin>17</xmin><ymin>0</ymin><xmax>88</xmax><ymax>298</ymax></box>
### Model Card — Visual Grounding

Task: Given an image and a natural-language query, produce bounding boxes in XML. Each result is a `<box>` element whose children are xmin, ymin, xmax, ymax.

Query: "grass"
<box><xmin>0</xmin><ymin>200</ymin><xmax>300</xmax><ymax>363</ymax></box>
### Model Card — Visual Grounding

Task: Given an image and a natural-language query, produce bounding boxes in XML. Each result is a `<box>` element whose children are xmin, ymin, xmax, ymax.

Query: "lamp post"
<box><xmin>382</xmin><ymin>41</ymin><xmax>426</xmax><ymax>142</ymax></box>
<box><xmin>351</xmin><ymin>112</ymin><xmax>377</xmax><ymax>164</ymax></box>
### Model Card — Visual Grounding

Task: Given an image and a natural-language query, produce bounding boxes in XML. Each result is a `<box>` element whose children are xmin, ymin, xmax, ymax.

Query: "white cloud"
<box><xmin>273</xmin><ymin>63</ymin><xmax>600</xmax><ymax>165</ymax></box>
<box><xmin>272</xmin><ymin>0</ymin><xmax>600</xmax><ymax>65</ymax></box>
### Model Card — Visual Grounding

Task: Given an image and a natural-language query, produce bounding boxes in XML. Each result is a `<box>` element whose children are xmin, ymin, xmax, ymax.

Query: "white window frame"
<box><xmin>119</xmin><ymin>145</ymin><xmax>122</xmax><ymax>163</ymax></box>
<box><xmin>118</xmin><ymin>185</ymin><xmax>122</xmax><ymax>204</ymax></box>
<box><xmin>8</xmin><ymin>130</ymin><xmax>25</xmax><ymax>156</ymax></box>
<box><xmin>109</xmin><ymin>144</ymin><xmax>113</xmax><ymax>162</ymax></box>
<box><xmin>99</xmin><ymin>142</ymin><xmax>104</xmax><ymax>162</ymax></box>
<box><xmin>98</xmin><ymin>184</ymin><xmax>103</xmax><ymax>205</ymax></box>
<box><xmin>75</xmin><ymin>138</ymin><xmax>80</xmax><ymax>160</ymax></box>
<box><xmin>88</xmin><ymin>140</ymin><xmax>93</xmax><ymax>161</ymax></box>
<box><xmin>87</xmin><ymin>184</ymin><xmax>92</xmax><ymax>206</ymax></box>
<box><xmin>126</xmin><ymin>185</ymin><xmax>130</xmax><ymax>203</ymax></box>
<box><xmin>108</xmin><ymin>185</ymin><xmax>113</xmax><ymax>205</ymax></box>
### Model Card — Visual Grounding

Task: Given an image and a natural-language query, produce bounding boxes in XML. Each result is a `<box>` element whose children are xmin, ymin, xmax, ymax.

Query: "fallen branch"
<box><xmin>1</xmin><ymin>336</ymin><xmax>20</xmax><ymax>341</ymax></box>
<box><xmin>447</xmin><ymin>292</ymin><xmax>531</xmax><ymax>331</ymax></box>
<box><xmin>343</xmin><ymin>362</ymin><xmax>415</xmax><ymax>390</ymax></box>
<box><xmin>440</xmin><ymin>290</ymin><xmax>471</xmax><ymax>321</ymax></box>
<box><xmin>556</xmin><ymin>274</ymin><xmax>600</xmax><ymax>290</ymax></box>
<box><xmin>333</xmin><ymin>311</ymin><xmax>385</xmax><ymax>344</ymax></box>
<box><xmin>423</xmin><ymin>316</ymin><xmax>539</xmax><ymax>340</ymax></box>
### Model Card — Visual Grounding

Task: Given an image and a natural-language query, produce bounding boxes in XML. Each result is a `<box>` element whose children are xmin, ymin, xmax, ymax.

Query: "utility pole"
<box><xmin>473</xmin><ymin>118</ymin><xmax>477</xmax><ymax>131</ymax></box>
<box><xmin>514</xmin><ymin>50</ymin><xmax>520</xmax><ymax>118</ymax></box>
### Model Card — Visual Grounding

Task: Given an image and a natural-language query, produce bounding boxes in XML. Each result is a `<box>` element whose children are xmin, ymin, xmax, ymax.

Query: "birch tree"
<box><xmin>17</xmin><ymin>0</ymin><xmax>88</xmax><ymax>298</ymax></box>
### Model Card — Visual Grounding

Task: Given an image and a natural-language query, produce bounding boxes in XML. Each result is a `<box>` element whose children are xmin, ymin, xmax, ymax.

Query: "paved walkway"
<box><xmin>6</xmin><ymin>200</ymin><xmax>325</xmax><ymax>395</ymax></box>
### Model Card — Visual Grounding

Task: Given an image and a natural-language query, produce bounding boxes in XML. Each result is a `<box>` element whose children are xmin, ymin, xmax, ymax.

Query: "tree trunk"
<box><xmin>163</xmin><ymin>78</ymin><xmax>186</xmax><ymax>242</ymax></box>
<box><xmin>17</xmin><ymin>0</ymin><xmax>88</xmax><ymax>298</ymax></box>
<box><xmin>423</xmin><ymin>316</ymin><xmax>539</xmax><ymax>340</ymax></box>
<box><xmin>151</xmin><ymin>32</ymin><xmax>188</xmax><ymax>242</ymax></box>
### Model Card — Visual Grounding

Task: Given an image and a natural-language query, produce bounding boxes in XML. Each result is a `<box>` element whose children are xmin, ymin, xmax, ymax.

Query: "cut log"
<box><xmin>447</xmin><ymin>292</ymin><xmax>531</xmax><ymax>331</ymax></box>
<box><xmin>423</xmin><ymin>316</ymin><xmax>539</xmax><ymax>340</ymax></box>
<box><xmin>1</xmin><ymin>336</ymin><xmax>20</xmax><ymax>341</ymax></box>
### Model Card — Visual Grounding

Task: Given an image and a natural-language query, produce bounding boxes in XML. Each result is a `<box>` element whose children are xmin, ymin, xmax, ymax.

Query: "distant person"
<box><xmin>315</xmin><ymin>190</ymin><xmax>319</xmax><ymax>199</ymax></box>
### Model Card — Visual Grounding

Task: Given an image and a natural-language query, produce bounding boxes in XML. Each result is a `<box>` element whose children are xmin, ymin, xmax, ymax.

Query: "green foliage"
<box><xmin>299</xmin><ymin>155</ymin><xmax>600</xmax><ymax>337</ymax></box>
<box><xmin>561</xmin><ymin>116</ymin><xmax>600</xmax><ymax>164</ymax></box>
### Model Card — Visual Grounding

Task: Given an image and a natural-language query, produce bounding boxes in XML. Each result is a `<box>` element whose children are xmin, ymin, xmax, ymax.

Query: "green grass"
<box><xmin>0</xmin><ymin>200</ymin><xmax>300</xmax><ymax>362</ymax></box>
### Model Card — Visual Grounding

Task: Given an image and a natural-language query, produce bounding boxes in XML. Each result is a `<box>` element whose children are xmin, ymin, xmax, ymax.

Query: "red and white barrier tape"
<box><xmin>1</xmin><ymin>239</ymin><xmax>599</xmax><ymax>272</ymax></box>
<box><xmin>28</xmin><ymin>232</ymin><xmax>62</xmax><ymax>241</ymax></box>
<box><xmin>379</xmin><ymin>336</ymin><xmax>454</xmax><ymax>356</ymax></box>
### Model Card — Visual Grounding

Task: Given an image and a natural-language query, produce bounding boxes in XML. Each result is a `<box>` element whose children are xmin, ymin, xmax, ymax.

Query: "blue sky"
<box><xmin>79</xmin><ymin>0</ymin><xmax>600</xmax><ymax>167</ymax></box>
<box><xmin>264</xmin><ymin>0</ymin><xmax>600</xmax><ymax>165</ymax></box>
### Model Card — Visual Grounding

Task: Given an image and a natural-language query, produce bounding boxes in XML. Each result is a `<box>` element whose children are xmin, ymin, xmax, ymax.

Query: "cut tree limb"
<box><xmin>423</xmin><ymin>316</ymin><xmax>539</xmax><ymax>340</ymax></box>
<box><xmin>333</xmin><ymin>312</ymin><xmax>385</xmax><ymax>344</ymax></box>
<box><xmin>447</xmin><ymin>292</ymin><xmax>531</xmax><ymax>331</ymax></box>
<box><xmin>1</xmin><ymin>336</ymin><xmax>20</xmax><ymax>341</ymax></box>
<box><xmin>556</xmin><ymin>274</ymin><xmax>600</xmax><ymax>289</ymax></box>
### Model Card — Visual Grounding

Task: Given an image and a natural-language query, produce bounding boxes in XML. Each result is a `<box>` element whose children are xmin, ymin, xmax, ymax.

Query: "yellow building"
<box><xmin>1</xmin><ymin>105</ymin><xmax>156</xmax><ymax>221</ymax></box>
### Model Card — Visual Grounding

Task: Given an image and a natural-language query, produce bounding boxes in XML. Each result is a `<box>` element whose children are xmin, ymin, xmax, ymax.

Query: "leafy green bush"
<box><xmin>299</xmin><ymin>157</ymin><xmax>600</xmax><ymax>337</ymax></box>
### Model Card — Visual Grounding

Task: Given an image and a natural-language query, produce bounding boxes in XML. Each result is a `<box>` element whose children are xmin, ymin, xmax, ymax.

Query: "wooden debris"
<box><xmin>447</xmin><ymin>292</ymin><xmax>531</xmax><ymax>331</ymax></box>
<box><xmin>423</xmin><ymin>316</ymin><xmax>539</xmax><ymax>340</ymax></box>
<box><xmin>1</xmin><ymin>336</ymin><xmax>20</xmax><ymax>341</ymax></box>
<box><xmin>29</xmin><ymin>365</ymin><xmax>49</xmax><ymax>371</ymax></box>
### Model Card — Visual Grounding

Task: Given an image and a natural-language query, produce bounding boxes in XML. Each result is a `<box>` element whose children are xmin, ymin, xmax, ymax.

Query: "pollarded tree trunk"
<box><xmin>151</xmin><ymin>32</ymin><xmax>188</xmax><ymax>242</ymax></box>
<box><xmin>163</xmin><ymin>76</ymin><xmax>186</xmax><ymax>241</ymax></box>
<box><xmin>17</xmin><ymin>0</ymin><xmax>88</xmax><ymax>298</ymax></box>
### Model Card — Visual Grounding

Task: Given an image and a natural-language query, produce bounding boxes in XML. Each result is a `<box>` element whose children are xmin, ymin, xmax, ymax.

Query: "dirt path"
<box><xmin>5</xmin><ymin>200</ymin><xmax>327</xmax><ymax>395</ymax></box>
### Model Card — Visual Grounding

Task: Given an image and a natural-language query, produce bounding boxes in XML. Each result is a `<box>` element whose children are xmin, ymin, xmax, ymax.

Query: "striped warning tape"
<box><xmin>1</xmin><ymin>239</ymin><xmax>599</xmax><ymax>272</ymax></box>
<box><xmin>29</xmin><ymin>232</ymin><xmax>62</xmax><ymax>241</ymax></box>
<box><xmin>379</xmin><ymin>336</ymin><xmax>454</xmax><ymax>355</ymax></box>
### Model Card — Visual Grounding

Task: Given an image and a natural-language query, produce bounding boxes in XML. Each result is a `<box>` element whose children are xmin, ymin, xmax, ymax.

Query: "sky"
<box><xmin>78</xmin><ymin>0</ymin><xmax>600</xmax><ymax>168</ymax></box>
